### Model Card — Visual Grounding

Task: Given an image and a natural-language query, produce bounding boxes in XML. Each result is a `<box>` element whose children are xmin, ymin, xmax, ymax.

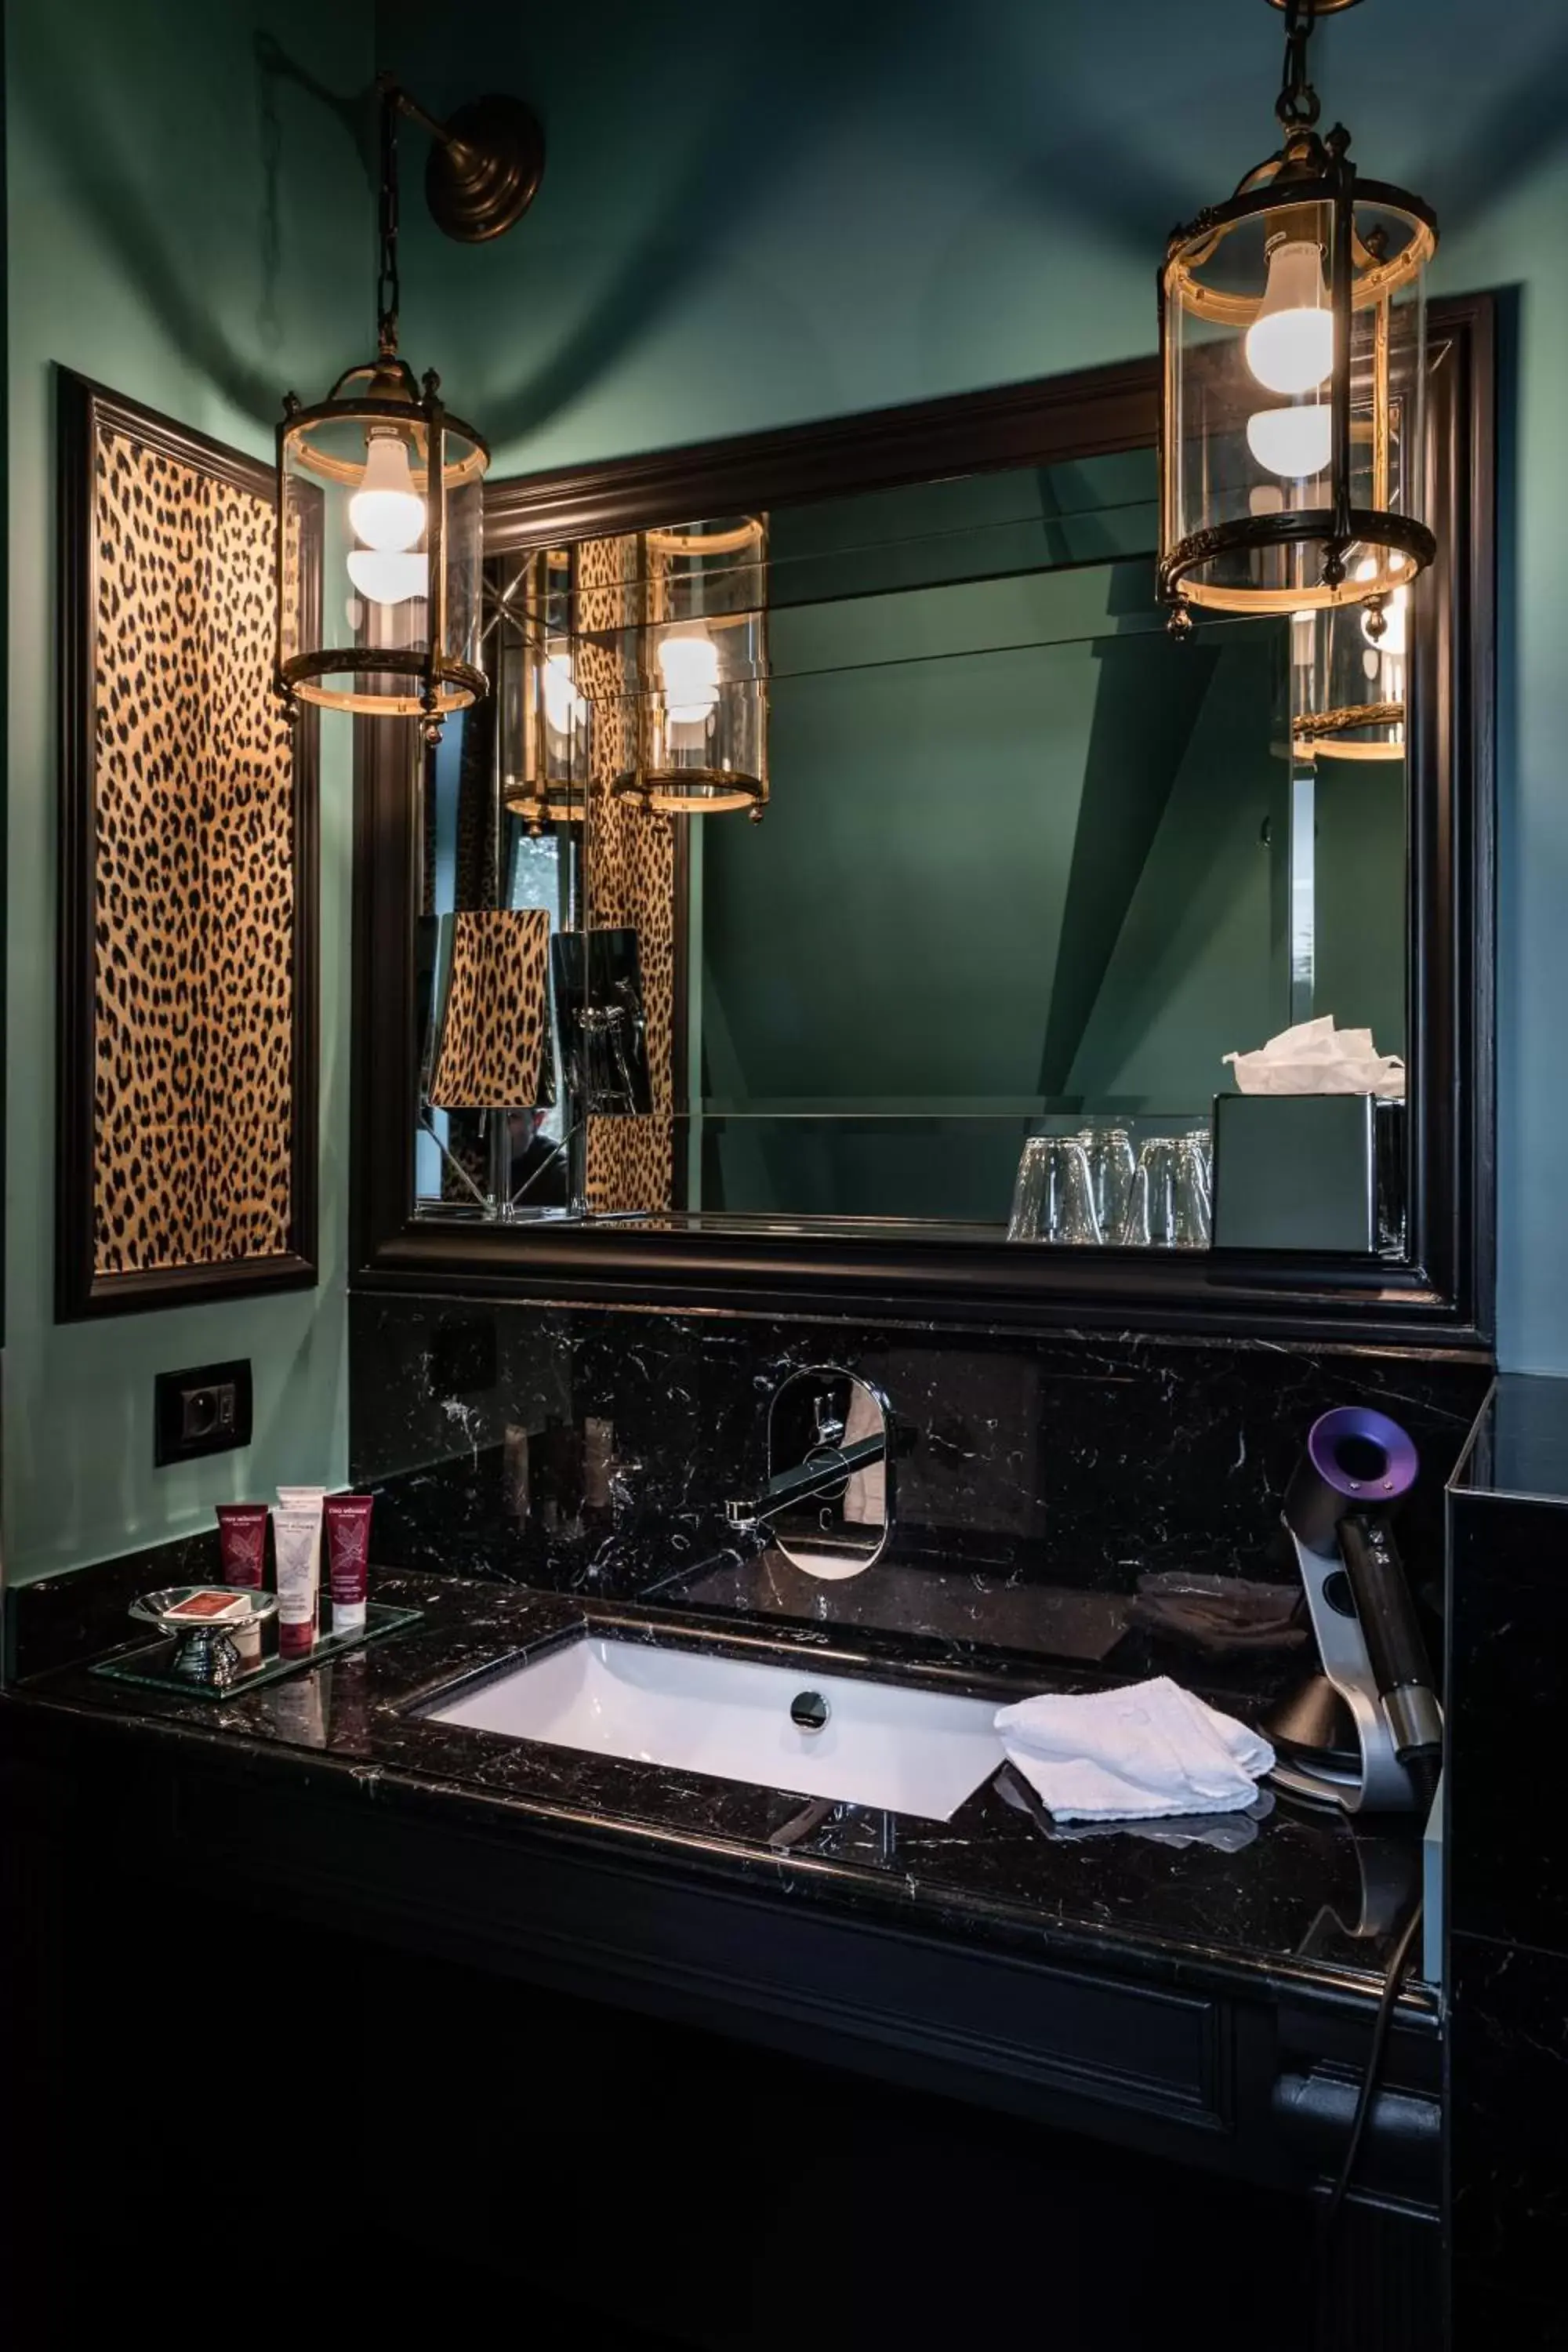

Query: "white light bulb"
<box><xmin>349</xmin><ymin>432</ymin><xmax>425</xmax><ymax>553</ymax></box>
<box><xmin>657</xmin><ymin>629</ymin><xmax>720</xmax><ymax>724</ymax></box>
<box><xmin>1245</xmin><ymin>238</ymin><xmax>1333</xmax><ymax>396</ymax></box>
<box><xmin>542</xmin><ymin>652</ymin><xmax>586</xmax><ymax>735</ymax></box>
<box><xmin>347</xmin><ymin>548</ymin><xmax>428</xmax><ymax>606</ymax></box>
<box><xmin>1246</xmin><ymin>404</ymin><xmax>1333</xmax><ymax>480</ymax></box>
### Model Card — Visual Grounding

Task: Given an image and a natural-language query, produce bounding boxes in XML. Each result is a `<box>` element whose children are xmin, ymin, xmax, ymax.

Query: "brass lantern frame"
<box><xmin>274</xmin><ymin>73</ymin><xmax>541</xmax><ymax>741</ymax></box>
<box><xmin>277</xmin><ymin>357</ymin><xmax>490</xmax><ymax>735</ymax></box>
<box><xmin>1159</xmin><ymin>2</ymin><xmax>1437</xmax><ymax>626</ymax></box>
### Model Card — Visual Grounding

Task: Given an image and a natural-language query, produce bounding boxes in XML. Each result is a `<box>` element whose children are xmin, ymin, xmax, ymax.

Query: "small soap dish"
<box><xmin>128</xmin><ymin>1586</ymin><xmax>278</xmax><ymax>1690</ymax></box>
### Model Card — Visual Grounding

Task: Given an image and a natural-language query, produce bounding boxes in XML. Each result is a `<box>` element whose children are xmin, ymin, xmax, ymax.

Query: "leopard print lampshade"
<box><xmin>426</xmin><ymin>907</ymin><xmax>552</xmax><ymax>1110</ymax></box>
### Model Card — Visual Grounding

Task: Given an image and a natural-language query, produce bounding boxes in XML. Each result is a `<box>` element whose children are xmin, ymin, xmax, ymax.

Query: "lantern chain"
<box><xmin>376</xmin><ymin>72</ymin><xmax>401</xmax><ymax>359</ymax></box>
<box><xmin>1276</xmin><ymin>0</ymin><xmax>1323</xmax><ymax>129</ymax></box>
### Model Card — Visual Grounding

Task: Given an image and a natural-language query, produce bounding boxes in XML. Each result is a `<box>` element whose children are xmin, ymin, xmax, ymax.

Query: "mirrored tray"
<box><xmin>91</xmin><ymin>1599</ymin><xmax>423</xmax><ymax>1701</ymax></box>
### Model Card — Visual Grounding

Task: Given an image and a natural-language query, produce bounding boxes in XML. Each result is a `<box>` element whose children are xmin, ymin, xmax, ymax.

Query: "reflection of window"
<box><xmin>508</xmin><ymin>831</ymin><xmax>564</xmax><ymax>1146</ymax></box>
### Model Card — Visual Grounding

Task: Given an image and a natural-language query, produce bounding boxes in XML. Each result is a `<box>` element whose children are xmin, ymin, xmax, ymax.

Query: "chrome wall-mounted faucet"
<box><xmin>726</xmin><ymin>1368</ymin><xmax>893</xmax><ymax>1580</ymax></box>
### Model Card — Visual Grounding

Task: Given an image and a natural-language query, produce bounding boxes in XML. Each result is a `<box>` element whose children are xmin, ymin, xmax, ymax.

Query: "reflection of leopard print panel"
<box><xmin>93</xmin><ymin>427</ymin><xmax>296</xmax><ymax>1276</ymax></box>
<box><xmin>428</xmin><ymin>909</ymin><xmax>551</xmax><ymax>1109</ymax></box>
<box><xmin>575</xmin><ymin>534</ymin><xmax>676</xmax><ymax>1215</ymax></box>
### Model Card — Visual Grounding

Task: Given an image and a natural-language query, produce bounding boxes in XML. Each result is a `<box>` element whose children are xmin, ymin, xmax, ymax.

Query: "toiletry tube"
<box><xmin>276</xmin><ymin>1486</ymin><xmax>325</xmax><ymax>1652</ymax></box>
<box><xmin>277</xmin><ymin>1484</ymin><xmax>327</xmax><ymax>1518</ymax></box>
<box><xmin>274</xmin><ymin>1508</ymin><xmax>322</xmax><ymax>1659</ymax></box>
<box><xmin>323</xmin><ymin>1495</ymin><xmax>373</xmax><ymax>1639</ymax></box>
<box><xmin>215</xmin><ymin>1503</ymin><xmax>270</xmax><ymax>1588</ymax></box>
<box><xmin>270</xmin><ymin>1673</ymin><xmax>328</xmax><ymax>1749</ymax></box>
<box><xmin>216</xmin><ymin>1502</ymin><xmax>270</xmax><ymax>1664</ymax></box>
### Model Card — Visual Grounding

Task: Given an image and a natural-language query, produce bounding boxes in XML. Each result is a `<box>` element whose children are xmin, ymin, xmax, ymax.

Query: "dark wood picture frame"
<box><xmin>56</xmin><ymin>371</ymin><xmax>319</xmax><ymax>1321</ymax></box>
<box><xmin>351</xmin><ymin>296</ymin><xmax>1495</xmax><ymax>1349</ymax></box>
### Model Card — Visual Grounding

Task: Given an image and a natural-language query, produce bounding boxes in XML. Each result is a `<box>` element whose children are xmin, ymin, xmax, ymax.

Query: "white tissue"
<box><xmin>994</xmin><ymin>1677</ymin><xmax>1275</xmax><ymax>1824</ymax></box>
<box><xmin>1223</xmin><ymin>1014</ymin><xmax>1405</xmax><ymax>1099</ymax></box>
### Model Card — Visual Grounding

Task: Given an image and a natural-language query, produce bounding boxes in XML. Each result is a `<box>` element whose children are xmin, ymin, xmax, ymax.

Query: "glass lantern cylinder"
<box><xmin>499</xmin><ymin>547</ymin><xmax>590</xmax><ymax>833</ymax></box>
<box><xmin>1291</xmin><ymin>551</ymin><xmax>1411</xmax><ymax>762</ymax></box>
<box><xmin>277</xmin><ymin>359</ymin><xmax>488</xmax><ymax>733</ymax></box>
<box><xmin>1160</xmin><ymin>128</ymin><xmax>1436</xmax><ymax>622</ymax></box>
<box><xmin>613</xmin><ymin>517</ymin><xmax>769</xmax><ymax>817</ymax></box>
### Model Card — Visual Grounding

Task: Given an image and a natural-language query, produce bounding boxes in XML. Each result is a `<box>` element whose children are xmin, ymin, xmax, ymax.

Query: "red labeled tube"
<box><xmin>324</xmin><ymin>1495</ymin><xmax>374</xmax><ymax>1639</ymax></box>
<box><xmin>216</xmin><ymin>1503</ymin><xmax>270</xmax><ymax>1666</ymax></box>
<box><xmin>216</xmin><ymin>1503</ymin><xmax>270</xmax><ymax>1588</ymax></box>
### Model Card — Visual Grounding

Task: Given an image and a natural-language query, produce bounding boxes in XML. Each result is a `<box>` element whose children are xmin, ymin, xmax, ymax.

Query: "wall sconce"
<box><xmin>499</xmin><ymin>549</ymin><xmax>591</xmax><ymax>835</ymax></box>
<box><xmin>275</xmin><ymin>75</ymin><xmax>544</xmax><ymax>742</ymax></box>
<box><xmin>1291</xmin><ymin>561</ymin><xmax>1408</xmax><ymax>762</ymax></box>
<box><xmin>612</xmin><ymin>517</ymin><xmax>770</xmax><ymax>818</ymax></box>
<box><xmin>1160</xmin><ymin>0</ymin><xmax>1436</xmax><ymax>630</ymax></box>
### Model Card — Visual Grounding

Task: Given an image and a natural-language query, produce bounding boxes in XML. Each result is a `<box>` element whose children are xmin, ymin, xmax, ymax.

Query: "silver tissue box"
<box><xmin>1210</xmin><ymin>1093</ymin><xmax>1404</xmax><ymax>1254</ymax></box>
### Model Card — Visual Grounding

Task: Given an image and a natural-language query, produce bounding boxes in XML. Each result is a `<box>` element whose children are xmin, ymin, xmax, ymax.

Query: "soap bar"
<box><xmin>164</xmin><ymin>1590</ymin><xmax>250</xmax><ymax>1623</ymax></box>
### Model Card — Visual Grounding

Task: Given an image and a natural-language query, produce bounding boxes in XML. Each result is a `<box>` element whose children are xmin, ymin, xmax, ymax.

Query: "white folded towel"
<box><xmin>995</xmin><ymin>1676</ymin><xmax>1275</xmax><ymax>1824</ymax></box>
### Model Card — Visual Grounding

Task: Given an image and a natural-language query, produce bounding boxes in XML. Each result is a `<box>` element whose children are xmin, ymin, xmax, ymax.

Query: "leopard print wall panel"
<box><xmin>427</xmin><ymin>908</ymin><xmax>552</xmax><ymax>1109</ymax></box>
<box><xmin>87</xmin><ymin>419</ymin><xmax>298</xmax><ymax>1279</ymax></box>
<box><xmin>575</xmin><ymin>533</ymin><xmax>677</xmax><ymax>1216</ymax></box>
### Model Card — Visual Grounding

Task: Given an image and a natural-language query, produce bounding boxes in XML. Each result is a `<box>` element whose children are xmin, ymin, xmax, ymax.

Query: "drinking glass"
<box><xmin>1183</xmin><ymin>1127</ymin><xmax>1213</xmax><ymax>1195</ymax></box>
<box><xmin>1119</xmin><ymin>1137</ymin><xmax>1178</xmax><ymax>1247</ymax></box>
<box><xmin>1007</xmin><ymin>1138</ymin><xmax>1103</xmax><ymax>1245</ymax></box>
<box><xmin>1172</xmin><ymin>1134</ymin><xmax>1212</xmax><ymax>1248</ymax></box>
<box><xmin>1078</xmin><ymin>1127</ymin><xmax>1135</xmax><ymax>1243</ymax></box>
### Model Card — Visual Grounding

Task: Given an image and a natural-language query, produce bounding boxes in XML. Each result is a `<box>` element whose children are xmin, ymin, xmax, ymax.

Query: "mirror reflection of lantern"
<box><xmin>501</xmin><ymin>548</ymin><xmax>590</xmax><ymax>837</ymax></box>
<box><xmin>615</xmin><ymin>517</ymin><xmax>770</xmax><ymax>818</ymax></box>
<box><xmin>1291</xmin><ymin>550</ymin><xmax>1410</xmax><ymax>764</ymax></box>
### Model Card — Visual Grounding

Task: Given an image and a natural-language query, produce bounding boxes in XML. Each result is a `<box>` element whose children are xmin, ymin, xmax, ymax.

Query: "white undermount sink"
<box><xmin>425</xmin><ymin>1635</ymin><xmax>1011</xmax><ymax>1822</ymax></box>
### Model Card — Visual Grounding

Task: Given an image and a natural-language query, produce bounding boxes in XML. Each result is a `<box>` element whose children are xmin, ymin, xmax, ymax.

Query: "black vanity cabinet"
<box><xmin>2</xmin><ymin>1557</ymin><xmax>1452</xmax><ymax>2349</ymax></box>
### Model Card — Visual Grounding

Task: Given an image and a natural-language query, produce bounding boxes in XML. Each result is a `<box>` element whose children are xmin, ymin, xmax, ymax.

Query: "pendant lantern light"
<box><xmin>1160</xmin><ymin>0</ymin><xmax>1436</xmax><ymax>630</ymax></box>
<box><xmin>499</xmin><ymin>549</ymin><xmax>591</xmax><ymax>835</ymax></box>
<box><xmin>274</xmin><ymin>76</ymin><xmax>544</xmax><ymax>742</ymax></box>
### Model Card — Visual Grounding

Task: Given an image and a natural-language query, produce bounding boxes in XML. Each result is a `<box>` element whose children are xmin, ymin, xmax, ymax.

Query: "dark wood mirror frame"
<box><xmin>350</xmin><ymin>293</ymin><xmax>1494</xmax><ymax>1348</ymax></box>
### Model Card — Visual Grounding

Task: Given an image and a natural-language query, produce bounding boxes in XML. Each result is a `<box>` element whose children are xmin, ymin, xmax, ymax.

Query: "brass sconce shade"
<box><xmin>1159</xmin><ymin>0</ymin><xmax>1436</xmax><ymax>628</ymax></box>
<box><xmin>589</xmin><ymin>517</ymin><xmax>770</xmax><ymax>818</ymax></box>
<box><xmin>274</xmin><ymin>76</ymin><xmax>543</xmax><ymax>741</ymax></box>
<box><xmin>499</xmin><ymin>548</ymin><xmax>590</xmax><ymax>835</ymax></box>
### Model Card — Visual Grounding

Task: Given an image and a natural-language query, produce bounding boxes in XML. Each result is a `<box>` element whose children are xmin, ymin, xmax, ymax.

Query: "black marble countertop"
<box><xmin>3</xmin><ymin>1563</ymin><xmax>1432</xmax><ymax>2018</ymax></box>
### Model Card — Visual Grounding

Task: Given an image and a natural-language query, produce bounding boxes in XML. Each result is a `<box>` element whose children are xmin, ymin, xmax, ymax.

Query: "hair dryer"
<box><xmin>1268</xmin><ymin>1407</ymin><xmax>1443</xmax><ymax>1815</ymax></box>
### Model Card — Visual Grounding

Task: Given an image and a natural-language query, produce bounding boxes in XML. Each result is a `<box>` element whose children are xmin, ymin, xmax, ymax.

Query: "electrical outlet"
<box><xmin>154</xmin><ymin>1359</ymin><xmax>252</xmax><ymax>1468</ymax></box>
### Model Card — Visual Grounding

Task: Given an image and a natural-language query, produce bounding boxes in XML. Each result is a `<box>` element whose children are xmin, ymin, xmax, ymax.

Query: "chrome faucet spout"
<box><xmin>725</xmin><ymin>1432</ymin><xmax>885</xmax><ymax>1534</ymax></box>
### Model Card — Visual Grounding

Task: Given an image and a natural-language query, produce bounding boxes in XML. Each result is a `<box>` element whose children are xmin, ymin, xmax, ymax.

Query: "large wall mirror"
<box><xmin>354</xmin><ymin>297</ymin><xmax>1493</xmax><ymax>1343</ymax></box>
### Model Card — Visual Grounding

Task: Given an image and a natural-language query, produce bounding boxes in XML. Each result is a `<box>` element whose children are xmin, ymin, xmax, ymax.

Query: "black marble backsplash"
<box><xmin>349</xmin><ymin>1296</ymin><xmax>1489</xmax><ymax>1643</ymax></box>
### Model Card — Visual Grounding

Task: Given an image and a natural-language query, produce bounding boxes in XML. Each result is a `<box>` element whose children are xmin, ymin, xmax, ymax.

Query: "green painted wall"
<box><xmin>1313</xmin><ymin>760</ymin><xmax>1408</xmax><ymax>1064</ymax></box>
<box><xmin>4</xmin><ymin>0</ymin><xmax>372</xmax><ymax>1582</ymax></box>
<box><xmin>383</xmin><ymin>0</ymin><xmax>1568</xmax><ymax>1368</ymax></box>
<box><xmin>1068</xmin><ymin>637</ymin><xmax>1290</xmax><ymax>1102</ymax></box>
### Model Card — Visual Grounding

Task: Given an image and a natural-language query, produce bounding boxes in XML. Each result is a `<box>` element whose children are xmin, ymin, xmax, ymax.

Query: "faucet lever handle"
<box><xmin>812</xmin><ymin>1392</ymin><xmax>846</xmax><ymax>1449</ymax></box>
